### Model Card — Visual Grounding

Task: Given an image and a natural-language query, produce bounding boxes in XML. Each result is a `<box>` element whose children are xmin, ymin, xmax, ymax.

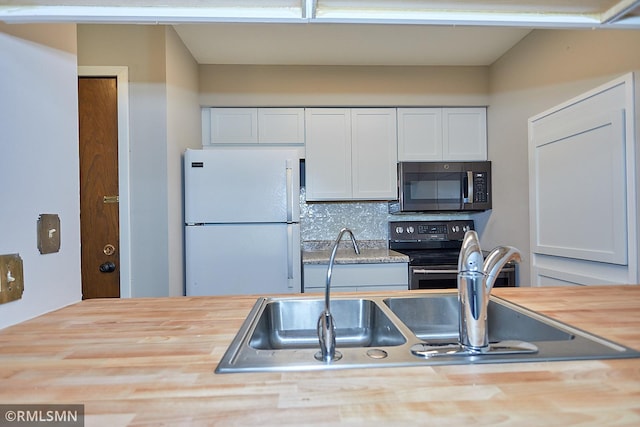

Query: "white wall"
<box><xmin>165</xmin><ymin>26</ymin><xmax>201</xmax><ymax>296</ymax></box>
<box><xmin>0</xmin><ymin>23</ymin><xmax>81</xmax><ymax>328</ymax></box>
<box><xmin>487</xmin><ymin>29</ymin><xmax>640</xmax><ymax>285</ymax></box>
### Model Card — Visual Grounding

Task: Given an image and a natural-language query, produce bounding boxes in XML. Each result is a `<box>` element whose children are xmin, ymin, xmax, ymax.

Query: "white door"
<box><xmin>530</xmin><ymin>110</ymin><xmax>627</xmax><ymax>264</ymax></box>
<box><xmin>528</xmin><ymin>73</ymin><xmax>637</xmax><ymax>287</ymax></box>
<box><xmin>185</xmin><ymin>223</ymin><xmax>301</xmax><ymax>296</ymax></box>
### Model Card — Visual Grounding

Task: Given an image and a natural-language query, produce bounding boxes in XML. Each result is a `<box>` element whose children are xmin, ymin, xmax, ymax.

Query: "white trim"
<box><xmin>529</xmin><ymin>73</ymin><xmax>633</xmax><ymax>123</ymax></box>
<box><xmin>77</xmin><ymin>66</ymin><xmax>132</xmax><ymax>298</ymax></box>
<box><xmin>1</xmin><ymin>3</ymin><xmax>639</xmax><ymax>28</ymax></box>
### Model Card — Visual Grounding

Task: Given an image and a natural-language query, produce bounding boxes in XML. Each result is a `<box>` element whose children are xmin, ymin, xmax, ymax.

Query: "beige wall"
<box><xmin>487</xmin><ymin>28</ymin><xmax>640</xmax><ymax>285</ymax></box>
<box><xmin>199</xmin><ymin>65</ymin><xmax>490</xmax><ymax>107</ymax></box>
<box><xmin>165</xmin><ymin>26</ymin><xmax>201</xmax><ymax>296</ymax></box>
<box><xmin>78</xmin><ymin>24</ymin><xmax>201</xmax><ymax>297</ymax></box>
<box><xmin>78</xmin><ymin>24</ymin><xmax>171</xmax><ymax>297</ymax></box>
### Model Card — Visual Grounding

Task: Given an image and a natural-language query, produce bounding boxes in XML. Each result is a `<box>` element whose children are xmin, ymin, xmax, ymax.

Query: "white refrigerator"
<box><xmin>184</xmin><ymin>148</ymin><xmax>301</xmax><ymax>296</ymax></box>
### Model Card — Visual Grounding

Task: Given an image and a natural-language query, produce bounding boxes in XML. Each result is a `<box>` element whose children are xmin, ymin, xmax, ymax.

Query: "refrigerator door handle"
<box><xmin>286</xmin><ymin>159</ymin><xmax>293</xmax><ymax>223</ymax></box>
<box><xmin>287</xmin><ymin>224</ymin><xmax>294</xmax><ymax>286</ymax></box>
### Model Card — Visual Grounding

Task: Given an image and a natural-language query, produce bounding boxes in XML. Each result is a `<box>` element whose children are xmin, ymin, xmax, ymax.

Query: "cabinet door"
<box><xmin>397</xmin><ymin>108</ymin><xmax>442</xmax><ymax>161</ymax></box>
<box><xmin>530</xmin><ymin>110</ymin><xmax>626</xmax><ymax>265</ymax></box>
<box><xmin>258</xmin><ymin>108</ymin><xmax>305</xmax><ymax>144</ymax></box>
<box><xmin>442</xmin><ymin>108</ymin><xmax>487</xmax><ymax>160</ymax></box>
<box><xmin>209</xmin><ymin>108</ymin><xmax>258</xmax><ymax>144</ymax></box>
<box><xmin>305</xmin><ymin>108</ymin><xmax>352</xmax><ymax>200</ymax></box>
<box><xmin>303</xmin><ymin>263</ymin><xmax>408</xmax><ymax>292</ymax></box>
<box><xmin>351</xmin><ymin>108</ymin><xmax>398</xmax><ymax>200</ymax></box>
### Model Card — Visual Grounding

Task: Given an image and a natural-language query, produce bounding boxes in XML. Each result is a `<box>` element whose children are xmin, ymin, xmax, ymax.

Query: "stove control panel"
<box><xmin>389</xmin><ymin>220</ymin><xmax>475</xmax><ymax>242</ymax></box>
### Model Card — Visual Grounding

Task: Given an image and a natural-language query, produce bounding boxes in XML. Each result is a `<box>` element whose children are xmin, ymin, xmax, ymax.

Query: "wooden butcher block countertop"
<box><xmin>1</xmin><ymin>286</ymin><xmax>639</xmax><ymax>426</ymax></box>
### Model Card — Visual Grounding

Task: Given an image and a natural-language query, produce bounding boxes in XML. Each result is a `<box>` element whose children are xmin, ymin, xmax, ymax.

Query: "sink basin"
<box><xmin>216</xmin><ymin>292</ymin><xmax>640</xmax><ymax>373</ymax></box>
<box><xmin>383</xmin><ymin>294</ymin><xmax>573</xmax><ymax>343</ymax></box>
<box><xmin>249</xmin><ymin>298</ymin><xmax>405</xmax><ymax>350</ymax></box>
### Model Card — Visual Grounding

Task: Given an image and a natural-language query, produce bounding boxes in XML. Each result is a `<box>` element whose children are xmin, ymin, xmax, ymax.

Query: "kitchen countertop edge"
<box><xmin>302</xmin><ymin>248</ymin><xmax>409</xmax><ymax>264</ymax></box>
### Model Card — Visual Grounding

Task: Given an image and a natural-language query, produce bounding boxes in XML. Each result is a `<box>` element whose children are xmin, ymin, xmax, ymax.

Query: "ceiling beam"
<box><xmin>601</xmin><ymin>0</ymin><xmax>640</xmax><ymax>25</ymax></box>
<box><xmin>0</xmin><ymin>2</ymin><xmax>639</xmax><ymax>28</ymax></box>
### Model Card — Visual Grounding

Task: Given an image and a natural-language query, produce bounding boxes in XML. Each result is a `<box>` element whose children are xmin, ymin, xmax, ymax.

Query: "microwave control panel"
<box><xmin>473</xmin><ymin>172</ymin><xmax>488</xmax><ymax>203</ymax></box>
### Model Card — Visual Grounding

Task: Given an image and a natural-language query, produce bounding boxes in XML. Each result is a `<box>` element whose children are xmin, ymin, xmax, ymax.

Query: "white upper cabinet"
<box><xmin>205</xmin><ymin>107</ymin><xmax>304</xmax><ymax>145</ymax></box>
<box><xmin>397</xmin><ymin>107</ymin><xmax>487</xmax><ymax>161</ymax></box>
<box><xmin>305</xmin><ymin>109</ymin><xmax>352</xmax><ymax>200</ymax></box>
<box><xmin>397</xmin><ymin>108</ymin><xmax>442</xmax><ymax>160</ymax></box>
<box><xmin>442</xmin><ymin>108</ymin><xmax>488</xmax><ymax>160</ymax></box>
<box><xmin>305</xmin><ymin>108</ymin><xmax>397</xmax><ymax>201</ymax></box>
<box><xmin>209</xmin><ymin>108</ymin><xmax>258</xmax><ymax>144</ymax></box>
<box><xmin>257</xmin><ymin>108</ymin><xmax>305</xmax><ymax>144</ymax></box>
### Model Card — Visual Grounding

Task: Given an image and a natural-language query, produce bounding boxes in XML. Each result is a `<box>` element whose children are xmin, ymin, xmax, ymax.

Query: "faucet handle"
<box><xmin>458</xmin><ymin>230</ymin><xmax>484</xmax><ymax>272</ymax></box>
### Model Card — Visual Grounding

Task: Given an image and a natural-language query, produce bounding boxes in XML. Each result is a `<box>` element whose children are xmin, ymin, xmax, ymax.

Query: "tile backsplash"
<box><xmin>299</xmin><ymin>187</ymin><xmax>472</xmax><ymax>242</ymax></box>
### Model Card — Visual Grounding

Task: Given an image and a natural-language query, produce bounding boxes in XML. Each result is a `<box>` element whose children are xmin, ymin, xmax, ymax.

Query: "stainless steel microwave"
<box><xmin>389</xmin><ymin>161</ymin><xmax>492</xmax><ymax>213</ymax></box>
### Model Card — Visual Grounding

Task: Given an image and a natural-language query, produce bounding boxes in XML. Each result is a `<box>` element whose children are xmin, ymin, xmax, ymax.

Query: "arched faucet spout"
<box><xmin>316</xmin><ymin>228</ymin><xmax>360</xmax><ymax>363</ymax></box>
<box><xmin>484</xmin><ymin>246</ymin><xmax>521</xmax><ymax>292</ymax></box>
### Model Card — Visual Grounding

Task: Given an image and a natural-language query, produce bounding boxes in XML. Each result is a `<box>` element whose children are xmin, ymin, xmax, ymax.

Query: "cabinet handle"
<box><xmin>413</xmin><ymin>269</ymin><xmax>458</xmax><ymax>275</ymax></box>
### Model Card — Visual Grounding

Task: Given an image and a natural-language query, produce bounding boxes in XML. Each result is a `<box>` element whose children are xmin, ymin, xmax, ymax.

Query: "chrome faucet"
<box><xmin>457</xmin><ymin>231</ymin><xmax>521</xmax><ymax>353</ymax></box>
<box><xmin>316</xmin><ymin>228</ymin><xmax>360</xmax><ymax>363</ymax></box>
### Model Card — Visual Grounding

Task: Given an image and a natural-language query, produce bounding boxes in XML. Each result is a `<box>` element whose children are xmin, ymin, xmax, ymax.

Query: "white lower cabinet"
<box><xmin>303</xmin><ymin>263</ymin><xmax>408</xmax><ymax>293</ymax></box>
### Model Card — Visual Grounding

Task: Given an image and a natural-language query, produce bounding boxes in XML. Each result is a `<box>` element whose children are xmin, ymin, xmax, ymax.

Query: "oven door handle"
<box><xmin>412</xmin><ymin>269</ymin><xmax>459</xmax><ymax>274</ymax></box>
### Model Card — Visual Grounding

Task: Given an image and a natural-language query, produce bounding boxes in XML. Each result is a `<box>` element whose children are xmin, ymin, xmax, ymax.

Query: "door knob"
<box><xmin>99</xmin><ymin>261</ymin><xmax>116</xmax><ymax>273</ymax></box>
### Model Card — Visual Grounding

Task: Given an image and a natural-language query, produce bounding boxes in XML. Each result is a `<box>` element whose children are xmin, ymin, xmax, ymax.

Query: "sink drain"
<box><xmin>366</xmin><ymin>349</ymin><xmax>388</xmax><ymax>359</ymax></box>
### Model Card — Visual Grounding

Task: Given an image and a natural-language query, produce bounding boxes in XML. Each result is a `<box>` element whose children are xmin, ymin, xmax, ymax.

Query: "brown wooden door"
<box><xmin>78</xmin><ymin>77</ymin><xmax>120</xmax><ymax>299</ymax></box>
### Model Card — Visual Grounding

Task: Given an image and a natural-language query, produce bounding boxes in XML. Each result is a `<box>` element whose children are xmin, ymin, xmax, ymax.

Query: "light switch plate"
<box><xmin>37</xmin><ymin>213</ymin><xmax>61</xmax><ymax>254</ymax></box>
<box><xmin>0</xmin><ymin>253</ymin><xmax>24</xmax><ymax>304</ymax></box>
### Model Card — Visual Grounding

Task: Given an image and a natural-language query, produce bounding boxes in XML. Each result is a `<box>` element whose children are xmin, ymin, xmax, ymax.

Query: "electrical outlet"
<box><xmin>0</xmin><ymin>254</ymin><xmax>24</xmax><ymax>304</ymax></box>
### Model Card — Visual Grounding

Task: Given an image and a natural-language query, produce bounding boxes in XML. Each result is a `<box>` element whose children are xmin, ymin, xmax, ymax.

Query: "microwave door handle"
<box><xmin>463</xmin><ymin>170</ymin><xmax>473</xmax><ymax>204</ymax></box>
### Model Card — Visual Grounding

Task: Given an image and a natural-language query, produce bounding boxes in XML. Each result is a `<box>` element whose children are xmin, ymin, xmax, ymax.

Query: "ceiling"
<box><xmin>2</xmin><ymin>0</ymin><xmax>639</xmax><ymax>66</ymax></box>
<box><xmin>172</xmin><ymin>23</ymin><xmax>532</xmax><ymax>66</ymax></box>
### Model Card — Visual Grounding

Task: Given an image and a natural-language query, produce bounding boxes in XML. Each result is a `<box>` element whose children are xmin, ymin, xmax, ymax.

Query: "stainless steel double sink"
<box><xmin>215</xmin><ymin>292</ymin><xmax>640</xmax><ymax>373</ymax></box>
